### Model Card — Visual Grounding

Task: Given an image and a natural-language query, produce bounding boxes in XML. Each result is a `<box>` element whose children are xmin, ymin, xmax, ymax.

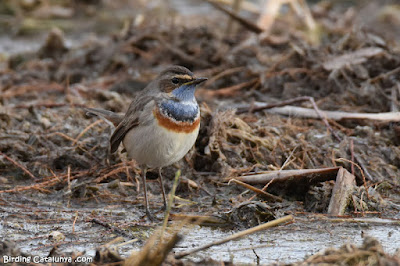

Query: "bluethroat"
<box><xmin>86</xmin><ymin>66</ymin><xmax>207</xmax><ymax>219</ymax></box>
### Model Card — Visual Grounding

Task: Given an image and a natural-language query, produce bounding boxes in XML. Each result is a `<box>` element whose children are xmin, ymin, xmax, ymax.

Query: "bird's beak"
<box><xmin>185</xmin><ymin>77</ymin><xmax>208</xmax><ymax>86</ymax></box>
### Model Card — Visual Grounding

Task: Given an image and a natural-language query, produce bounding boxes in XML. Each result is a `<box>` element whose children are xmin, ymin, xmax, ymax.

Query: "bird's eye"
<box><xmin>171</xmin><ymin>77</ymin><xmax>179</xmax><ymax>84</ymax></box>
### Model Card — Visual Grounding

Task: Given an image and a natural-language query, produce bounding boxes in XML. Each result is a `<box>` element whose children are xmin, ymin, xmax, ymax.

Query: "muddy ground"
<box><xmin>1</xmin><ymin>0</ymin><xmax>400</xmax><ymax>265</ymax></box>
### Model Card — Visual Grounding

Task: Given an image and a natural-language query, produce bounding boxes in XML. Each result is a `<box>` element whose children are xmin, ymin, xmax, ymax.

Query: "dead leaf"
<box><xmin>323</xmin><ymin>47</ymin><xmax>384</xmax><ymax>70</ymax></box>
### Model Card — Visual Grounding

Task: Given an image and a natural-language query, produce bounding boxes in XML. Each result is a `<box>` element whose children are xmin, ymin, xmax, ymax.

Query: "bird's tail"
<box><xmin>85</xmin><ymin>108</ymin><xmax>123</xmax><ymax>127</ymax></box>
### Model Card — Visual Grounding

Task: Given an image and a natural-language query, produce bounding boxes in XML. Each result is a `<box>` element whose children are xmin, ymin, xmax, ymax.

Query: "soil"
<box><xmin>1</xmin><ymin>0</ymin><xmax>400</xmax><ymax>265</ymax></box>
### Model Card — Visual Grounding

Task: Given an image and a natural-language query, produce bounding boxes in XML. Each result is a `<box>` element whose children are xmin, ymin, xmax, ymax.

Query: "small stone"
<box><xmin>48</xmin><ymin>231</ymin><xmax>65</xmax><ymax>242</ymax></box>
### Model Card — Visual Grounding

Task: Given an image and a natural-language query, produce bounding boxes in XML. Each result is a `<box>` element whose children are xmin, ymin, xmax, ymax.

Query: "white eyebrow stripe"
<box><xmin>174</xmin><ymin>74</ymin><xmax>193</xmax><ymax>80</ymax></box>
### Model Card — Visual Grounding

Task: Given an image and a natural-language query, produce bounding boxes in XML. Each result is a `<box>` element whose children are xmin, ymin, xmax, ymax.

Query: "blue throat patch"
<box><xmin>159</xmin><ymin>100</ymin><xmax>199</xmax><ymax>123</ymax></box>
<box><xmin>159</xmin><ymin>83</ymin><xmax>199</xmax><ymax>122</ymax></box>
<box><xmin>171</xmin><ymin>83</ymin><xmax>196</xmax><ymax>101</ymax></box>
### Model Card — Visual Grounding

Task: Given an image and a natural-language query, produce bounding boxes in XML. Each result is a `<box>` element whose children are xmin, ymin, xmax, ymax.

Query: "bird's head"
<box><xmin>154</xmin><ymin>66</ymin><xmax>207</xmax><ymax>102</ymax></box>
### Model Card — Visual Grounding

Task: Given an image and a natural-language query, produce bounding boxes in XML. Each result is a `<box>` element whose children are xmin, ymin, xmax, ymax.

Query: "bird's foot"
<box><xmin>145</xmin><ymin>208</ymin><xmax>156</xmax><ymax>222</ymax></box>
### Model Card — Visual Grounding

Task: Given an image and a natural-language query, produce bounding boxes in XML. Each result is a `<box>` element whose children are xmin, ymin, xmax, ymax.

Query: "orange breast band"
<box><xmin>153</xmin><ymin>107</ymin><xmax>200</xmax><ymax>133</ymax></box>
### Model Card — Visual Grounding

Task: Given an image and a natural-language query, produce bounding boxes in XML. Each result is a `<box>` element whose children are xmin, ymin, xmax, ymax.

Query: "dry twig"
<box><xmin>175</xmin><ymin>215</ymin><xmax>294</xmax><ymax>259</ymax></box>
<box><xmin>229</xmin><ymin>178</ymin><xmax>283</xmax><ymax>202</ymax></box>
<box><xmin>204</xmin><ymin>66</ymin><xmax>245</xmax><ymax>87</ymax></box>
<box><xmin>232</xmin><ymin>167</ymin><xmax>340</xmax><ymax>184</ymax></box>
<box><xmin>0</xmin><ymin>151</ymin><xmax>38</xmax><ymax>180</ymax></box>
<box><xmin>206</xmin><ymin>0</ymin><xmax>263</xmax><ymax>34</ymax></box>
<box><xmin>268</xmin><ymin>106</ymin><xmax>400</xmax><ymax>122</ymax></box>
<box><xmin>72</xmin><ymin>120</ymin><xmax>102</xmax><ymax>145</ymax></box>
<box><xmin>0</xmin><ymin>170</ymin><xmax>87</xmax><ymax>194</ymax></box>
<box><xmin>90</xmin><ymin>218</ymin><xmax>130</xmax><ymax>238</ymax></box>
<box><xmin>335</xmin><ymin>158</ymin><xmax>369</xmax><ymax>199</ymax></box>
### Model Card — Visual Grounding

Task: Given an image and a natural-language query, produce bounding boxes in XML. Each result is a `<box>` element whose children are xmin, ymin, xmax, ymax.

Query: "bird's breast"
<box><xmin>154</xmin><ymin>101</ymin><xmax>200</xmax><ymax>133</ymax></box>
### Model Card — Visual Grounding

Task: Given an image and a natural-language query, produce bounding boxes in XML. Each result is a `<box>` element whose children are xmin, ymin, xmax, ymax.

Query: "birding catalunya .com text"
<box><xmin>2</xmin><ymin>255</ymin><xmax>93</xmax><ymax>264</ymax></box>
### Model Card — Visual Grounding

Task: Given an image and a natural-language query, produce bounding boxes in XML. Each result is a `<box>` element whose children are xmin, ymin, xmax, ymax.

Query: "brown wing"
<box><xmin>110</xmin><ymin>95</ymin><xmax>154</xmax><ymax>153</ymax></box>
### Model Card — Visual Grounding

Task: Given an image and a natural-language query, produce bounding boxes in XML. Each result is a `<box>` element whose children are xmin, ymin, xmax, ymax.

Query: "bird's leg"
<box><xmin>140</xmin><ymin>165</ymin><xmax>154</xmax><ymax>221</ymax></box>
<box><xmin>158</xmin><ymin>168</ymin><xmax>167</xmax><ymax>210</ymax></box>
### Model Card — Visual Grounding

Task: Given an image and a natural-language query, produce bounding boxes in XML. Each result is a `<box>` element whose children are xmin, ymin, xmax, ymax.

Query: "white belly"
<box><xmin>122</xmin><ymin>120</ymin><xmax>199</xmax><ymax>168</ymax></box>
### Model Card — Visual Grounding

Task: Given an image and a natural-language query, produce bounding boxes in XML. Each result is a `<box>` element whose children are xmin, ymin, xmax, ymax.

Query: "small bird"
<box><xmin>86</xmin><ymin>66</ymin><xmax>207</xmax><ymax>219</ymax></box>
